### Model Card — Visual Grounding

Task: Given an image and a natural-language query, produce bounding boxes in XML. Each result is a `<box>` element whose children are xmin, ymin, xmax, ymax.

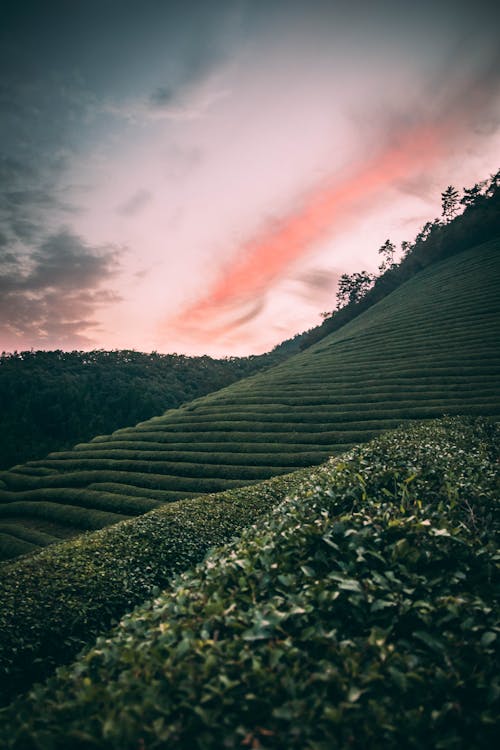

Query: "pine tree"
<box><xmin>441</xmin><ymin>185</ymin><xmax>460</xmax><ymax>222</ymax></box>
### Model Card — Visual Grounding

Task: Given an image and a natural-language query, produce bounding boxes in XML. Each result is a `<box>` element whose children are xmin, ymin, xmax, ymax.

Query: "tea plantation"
<box><xmin>0</xmin><ymin>239</ymin><xmax>498</xmax><ymax>561</ymax></box>
<box><xmin>1</xmin><ymin>416</ymin><xmax>498</xmax><ymax>748</ymax></box>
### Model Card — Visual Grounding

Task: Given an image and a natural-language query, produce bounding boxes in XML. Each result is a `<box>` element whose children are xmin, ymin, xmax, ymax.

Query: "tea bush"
<box><xmin>0</xmin><ymin>469</ymin><xmax>310</xmax><ymax>703</ymax></box>
<box><xmin>1</xmin><ymin>417</ymin><xmax>498</xmax><ymax>749</ymax></box>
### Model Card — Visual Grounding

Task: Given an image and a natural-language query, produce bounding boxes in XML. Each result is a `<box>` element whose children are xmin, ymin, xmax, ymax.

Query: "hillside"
<box><xmin>0</xmin><ymin>349</ymin><xmax>281</xmax><ymax>471</ymax></box>
<box><xmin>0</xmin><ymin>238</ymin><xmax>499</xmax><ymax>561</ymax></box>
<box><xmin>1</xmin><ymin>416</ymin><xmax>498</xmax><ymax>748</ymax></box>
<box><xmin>300</xmin><ymin>177</ymin><xmax>500</xmax><ymax>349</ymax></box>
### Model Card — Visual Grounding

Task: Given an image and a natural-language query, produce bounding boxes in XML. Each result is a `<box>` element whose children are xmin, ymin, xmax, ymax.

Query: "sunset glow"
<box><xmin>168</xmin><ymin>123</ymin><xmax>448</xmax><ymax>342</ymax></box>
<box><xmin>1</xmin><ymin>1</ymin><xmax>499</xmax><ymax>356</ymax></box>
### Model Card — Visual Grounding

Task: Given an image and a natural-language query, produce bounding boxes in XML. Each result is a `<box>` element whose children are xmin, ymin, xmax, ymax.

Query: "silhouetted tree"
<box><xmin>336</xmin><ymin>271</ymin><xmax>374</xmax><ymax>308</ymax></box>
<box><xmin>486</xmin><ymin>169</ymin><xmax>500</xmax><ymax>195</ymax></box>
<box><xmin>378</xmin><ymin>239</ymin><xmax>396</xmax><ymax>272</ymax></box>
<box><xmin>401</xmin><ymin>240</ymin><xmax>413</xmax><ymax>258</ymax></box>
<box><xmin>460</xmin><ymin>181</ymin><xmax>486</xmax><ymax>208</ymax></box>
<box><xmin>415</xmin><ymin>220</ymin><xmax>439</xmax><ymax>245</ymax></box>
<box><xmin>301</xmin><ymin>165</ymin><xmax>500</xmax><ymax>351</ymax></box>
<box><xmin>441</xmin><ymin>185</ymin><xmax>460</xmax><ymax>222</ymax></box>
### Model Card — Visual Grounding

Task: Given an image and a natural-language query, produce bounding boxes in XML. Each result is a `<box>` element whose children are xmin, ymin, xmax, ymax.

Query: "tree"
<box><xmin>401</xmin><ymin>240</ymin><xmax>413</xmax><ymax>258</ymax></box>
<box><xmin>415</xmin><ymin>220</ymin><xmax>437</xmax><ymax>245</ymax></box>
<box><xmin>378</xmin><ymin>239</ymin><xmax>396</xmax><ymax>272</ymax></box>
<box><xmin>336</xmin><ymin>271</ymin><xmax>374</xmax><ymax>309</ymax></box>
<box><xmin>441</xmin><ymin>185</ymin><xmax>460</xmax><ymax>222</ymax></box>
<box><xmin>486</xmin><ymin>169</ymin><xmax>500</xmax><ymax>196</ymax></box>
<box><xmin>460</xmin><ymin>181</ymin><xmax>486</xmax><ymax>208</ymax></box>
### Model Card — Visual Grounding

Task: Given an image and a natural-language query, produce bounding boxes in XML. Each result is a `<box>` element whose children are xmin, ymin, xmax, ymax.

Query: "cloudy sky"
<box><xmin>1</xmin><ymin>0</ymin><xmax>499</xmax><ymax>356</ymax></box>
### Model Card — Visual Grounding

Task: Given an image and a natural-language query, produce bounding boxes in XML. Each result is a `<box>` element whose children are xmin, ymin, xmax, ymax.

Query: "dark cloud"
<box><xmin>227</xmin><ymin>297</ymin><xmax>266</xmax><ymax>329</ymax></box>
<box><xmin>0</xmin><ymin>230</ymin><xmax>122</xmax><ymax>350</ymax></box>
<box><xmin>150</xmin><ymin>87</ymin><xmax>174</xmax><ymax>108</ymax></box>
<box><xmin>0</xmin><ymin>157</ymin><xmax>59</xmax><ymax>246</ymax></box>
<box><xmin>116</xmin><ymin>190</ymin><xmax>152</xmax><ymax>217</ymax></box>
<box><xmin>295</xmin><ymin>269</ymin><xmax>337</xmax><ymax>293</ymax></box>
<box><xmin>0</xmin><ymin>0</ymin><xmax>236</xmax><ymax>256</ymax></box>
<box><xmin>288</xmin><ymin>268</ymin><xmax>339</xmax><ymax>305</ymax></box>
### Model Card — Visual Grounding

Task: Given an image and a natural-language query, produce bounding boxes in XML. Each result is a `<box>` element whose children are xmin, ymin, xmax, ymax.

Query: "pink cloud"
<box><xmin>163</xmin><ymin>120</ymin><xmax>451</xmax><ymax>344</ymax></box>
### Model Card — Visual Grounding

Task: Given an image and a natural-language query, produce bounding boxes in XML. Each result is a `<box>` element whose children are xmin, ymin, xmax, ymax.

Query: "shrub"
<box><xmin>0</xmin><ymin>417</ymin><xmax>497</xmax><ymax>748</ymax></box>
<box><xmin>0</xmin><ymin>468</ymin><xmax>309</xmax><ymax>703</ymax></box>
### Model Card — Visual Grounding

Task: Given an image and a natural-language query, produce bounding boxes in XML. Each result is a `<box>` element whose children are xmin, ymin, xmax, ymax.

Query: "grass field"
<box><xmin>0</xmin><ymin>238</ymin><xmax>499</xmax><ymax>561</ymax></box>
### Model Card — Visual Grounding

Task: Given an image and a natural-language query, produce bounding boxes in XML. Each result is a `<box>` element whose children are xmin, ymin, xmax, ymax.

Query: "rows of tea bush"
<box><xmin>1</xmin><ymin>416</ymin><xmax>497</xmax><ymax>748</ymax></box>
<box><xmin>0</xmin><ymin>501</ymin><xmax>131</xmax><ymax>529</ymax></box>
<box><xmin>8</xmin><ymin>459</ymin><xmax>297</xmax><ymax>480</ymax></box>
<box><xmin>0</xmin><ymin>487</ymin><xmax>162</xmax><ymax>513</ymax></box>
<box><xmin>0</xmin><ymin>468</ymin><xmax>311</xmax><ymax>703</ymax></box>
<box><xmin>0</xmin><ymin>240</ymin><xmax>498</xmax><ymax>559</ymax></box>
<box><xmin>0</xmin><ymin>347</ymin><xmax>287</xmax><ymax>471</ymax></box>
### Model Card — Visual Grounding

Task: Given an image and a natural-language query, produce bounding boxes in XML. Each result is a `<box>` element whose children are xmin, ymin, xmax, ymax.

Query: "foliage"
<box><xmin>0</xmin><ymin>469</ymin><xmax>310</xmax><ymax>703</ymax></box>
<box><xmin>0</xmin><ymin>349</ymin><xmax>284</xmax><ymax>471</ymax></box>
<box><xmin>1</xmin><ymin>416</ymin><xmax>498</xmax><ymax>749</ymax></box>
<box><xmin>1</xmin><ymin>239</ymin><xmax>499</xmax><ymax>562</ymax></box>
<box><xmin>377</xmin><ymin>238</ymin><xmax>396</xmax><ymax>272</ymax></box>
<box><xmin>336</xmin><ymin>270</ymin><xmax>374</xmax><ymax>308</ymax></box>
<box><xmin>441</xmin><ymin>185</ymin><xmax>460</xmax><ymax>222</ymax></box>
<box><xmin>301</xmin><ymin>174</ymin><xmax>500</xmax><ymax>349</ymax></box>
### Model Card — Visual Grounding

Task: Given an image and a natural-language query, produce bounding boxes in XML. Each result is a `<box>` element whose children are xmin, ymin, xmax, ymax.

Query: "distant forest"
<box><xmin>0</xmin><ymin>349</ymin><xmax>291</xmax><ymax>470</ymax></box>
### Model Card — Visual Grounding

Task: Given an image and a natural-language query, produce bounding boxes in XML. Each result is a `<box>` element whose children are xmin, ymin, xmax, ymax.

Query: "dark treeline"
<box><xmin>0</xmin><ymin>349</ymin><xmax>288</xmax><ymax>470</ymax></box>
<box><xmin>300</xmin><ymin>171</ymin><xmax>500</xmax><ymax>349</ymax></box>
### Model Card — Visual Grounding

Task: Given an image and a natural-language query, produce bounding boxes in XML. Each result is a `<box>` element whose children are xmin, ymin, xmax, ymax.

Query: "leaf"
<box><xmin>430</xmin><ymin>528</ymin><xmax>451</xmax><ymax>537</ymax></box>
<box><xmin>413</xmin><ymin>631</ymin><xmax>445</xmax><ymax>653</ymax></box>
<box><xmin>481</xmin><ymin>631</ymin><xmax>497</xmax><ymax>647</ymax></box>
<box><xmin>338</xmin><ymin>579</ymin><xmax>362</xmax><ymax>592</ymax></box>
<box><xmin>347</xmin><ymin>686</ymin><xmax>364</xmax><ymax>702</ymax></box>
<box><xmin>300</xmin><ymin>565</ymin><xmax>316</xmax><ymax>578</ymax></box>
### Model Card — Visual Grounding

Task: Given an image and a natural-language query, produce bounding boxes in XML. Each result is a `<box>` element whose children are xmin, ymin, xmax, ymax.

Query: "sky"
<box><xmin>1</xmin><ymin>0</ymin><xmax>499</xmax><ymax>357</ymax></box>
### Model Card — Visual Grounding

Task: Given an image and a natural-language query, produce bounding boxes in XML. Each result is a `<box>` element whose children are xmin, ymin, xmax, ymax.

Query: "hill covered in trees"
<box><xmin>300</xmin><ymin>169</ymin><xmax>500</xmax><ymax>349</ymax></box>
<box><xmin>0</xmin><ymin>236</ymin><xmax>498</xmax><ymax>561</ymax></box>
<box><xmin>0</xmin><ymin>349</ymin><xmax>289</xmax><ymax>471</ymax></box>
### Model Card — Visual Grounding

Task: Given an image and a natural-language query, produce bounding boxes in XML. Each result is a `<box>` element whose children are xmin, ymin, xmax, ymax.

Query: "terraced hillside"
<box><xmin>1</xmin><ymin>238</ymin><xmax>499</xmax><ymax>560</ymax></box>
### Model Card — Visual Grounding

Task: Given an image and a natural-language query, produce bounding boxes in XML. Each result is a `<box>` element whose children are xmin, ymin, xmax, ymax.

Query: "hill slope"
<box><xmin>0</xmin><ymin>238</ymin><xmax>499</xmax><ymax>560</ymax></box>
<box><xmin>1</xmin><ymin>416</ymin><xmax>498</xmax><ymax>749</ymax></box>
<box><xmin>0</xmin><ymin>349</ymin><xmax>282</xmax><ymax>471</ymax></box>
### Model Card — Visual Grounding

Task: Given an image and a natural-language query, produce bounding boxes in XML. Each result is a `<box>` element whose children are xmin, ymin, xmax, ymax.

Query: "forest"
<box><xmin>0</xmin><ymin>349</ymin><xmax>284</xmax><ymax>470</ymax></box>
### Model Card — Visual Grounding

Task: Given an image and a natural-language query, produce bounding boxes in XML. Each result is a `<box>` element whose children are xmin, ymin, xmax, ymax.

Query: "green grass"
<box><xmin>0</xmin><ymin>239</ymin><xmax>499</xmax><ymax>559</ymax></box>
<box><xmin>1</xmin><ymin>416</ymin><xmax>497</xmax><ymax>748</ymax></box>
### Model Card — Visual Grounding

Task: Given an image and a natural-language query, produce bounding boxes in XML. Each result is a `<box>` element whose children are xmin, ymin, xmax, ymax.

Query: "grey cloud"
<box><xmin>295</xmin><ymin>269</ymin><xmax>338</xmax><ymax>293</ymax></box>
<box><xmin>227</xmin><ymin>297</ymin><xmax>266</xmax><ymax>329</ymax></box>
<box><xmin>0</xmin><ymin>153</ymin><xmax>74</xmax><ymax>252</ymax></box>
<box><xmin>0</xmin><ymin>229</ymin><xmax>122</xmax><ymax>350</ymax></box>
<box><xmin>394</xmin><ymin>174</ymin><xmax>438</xmax><ymax>203</ymax></box>
<box><xmin>287</xmin><ymin>268</ymin><xmax>340</xmax><ymax>305</ymax></box>
<box><xmin>116</xmin><ymin>190</ymin><xmax>152</xmax><ymax>217</ymax></box>
<box><xmin>150</xmin><ymin>87</ymin><xmax>174</xmax><ymax>108</ymax></box>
